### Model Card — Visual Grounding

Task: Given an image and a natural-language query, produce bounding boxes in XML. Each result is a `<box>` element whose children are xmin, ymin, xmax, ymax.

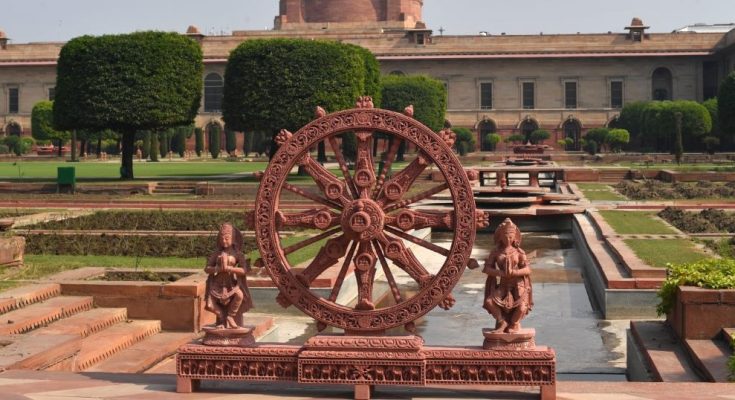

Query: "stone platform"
<box><xmin>176</xmin><ymin>335</ymin><xmax>556</xmax><ymax>400</ymax></box>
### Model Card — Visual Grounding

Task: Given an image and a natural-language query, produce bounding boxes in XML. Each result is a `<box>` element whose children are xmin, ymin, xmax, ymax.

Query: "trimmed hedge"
<box><xmin>30</xmin><ymin>210</ymin><xmax>250</xmax><ymax>231</ymax></box>
<box><xmin>24</xmin><ymin>233</ymin><xmax>256</xmax><ymax>258</ymax></box>
<box><xmin>657</xmin><ymin>258</ymin><xmax>735</xmax><ymax>315</ymax></box>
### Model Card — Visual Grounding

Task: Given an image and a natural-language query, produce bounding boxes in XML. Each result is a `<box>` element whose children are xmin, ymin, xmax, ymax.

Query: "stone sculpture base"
<box><xmin>483</xmin><ymin>328</ymin><xmax>536</xmax><ymax>350</ymax></box>
<box><xmin>177</xmin><ymin>334</ymin><xmax>556</xmax><ymax>400</ymax></box>
<box><xmin>202</xmin><ymin>326</ymin><xmax>256</xmax><ymax>347</ymax></box>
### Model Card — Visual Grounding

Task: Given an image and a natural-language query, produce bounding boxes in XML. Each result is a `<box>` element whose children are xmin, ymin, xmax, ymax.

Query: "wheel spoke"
<box><xmin>353</xmin><ymin>131</ymin><xmax>376</xmax><ymax>199</ymax></box>
<box><xmin>328</xmin><ymin>136</ymin><xmax>359</xmax><ymax>198</ymax></box>
<box><xmin>372</xmin><ymin>240</ymin><xmax>403</xmax><ymax>304</ymax></box>
<box><xmin>283</xmin><ymin>182</ymin><xmax>342</xmax><ymax>210</ymax></box>
<box><xmin>328</xmin><ymin>240</ymin><xmax>359</xmax><ymax>303</ymax></box>
<box><xmin>373</xmin><ymin>137</ymin><xmax>402</xmax><ymax>198</ymax></box>
<box><xmin>383</xmin><ymin>182</ymin><xmax>448</xmax><ymax>213</ymax></box>
<box><xmin>276</xmin><ymin>208</ymin><xmax>341</xmax><ymax>230</ymax></box>
<box><xmin>376</xmin><ymin>153</ymin><xmax>433</xmax><ymax>206</ymax></box>
<box><xmin>353</xmin><ymin>241</ymin><xmax>378</xmax><ymax>310</ymax></box>
<box><xmin>283</xmin><ymin>227</ymin><xmax>341</xmax><ymax>256</ymax></box>
<box><xmin>298</xmin><ymin>154</ymin><xmax>353</xmax><ymax>207</ymax></box>
<box><xmin>384</xmin><ymin>226</ymin><xmax>450</xmax><ymax>257</ymax></box>
<box><xmin>386</xmin><ymin>209</ymin><xmax>454</xmax><ymax>231</ymax></box>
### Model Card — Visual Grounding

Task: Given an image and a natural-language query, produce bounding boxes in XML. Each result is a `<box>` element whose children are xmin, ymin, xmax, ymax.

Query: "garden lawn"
<box><xmin>0</xmin><ymin>161</ymin><xmax>271</xmax><ymax>180</ymax></box>
<box><xmin>599</xmin><ymin>210</ymin><xmax>677</xmax><ymax>235</ymax></box>
<box><xmin>624</xmin><ymin>239</ymin><xmax>708</xmax><ymax>269</ymax></box>
<box><xmin>576</xmin><ymin>183</ymin><xmax>626</xmax><ymax>201</ymax></box>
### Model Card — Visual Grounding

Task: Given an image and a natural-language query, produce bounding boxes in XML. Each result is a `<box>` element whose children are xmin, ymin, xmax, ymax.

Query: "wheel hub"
<box><xmin>341</xmin><ymin>199</ymin><xmax>384</xmax><ymax>241</ymax></box>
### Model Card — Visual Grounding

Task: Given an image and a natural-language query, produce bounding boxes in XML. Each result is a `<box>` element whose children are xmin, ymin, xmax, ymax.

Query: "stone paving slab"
<box><xmin>0</xmin><ymin>370</ymin><xmax>734</xmax><ymax>399</ymax></box>
<box><xmin>75</xmin><ymin>320</ymin><xmax>161</xmax><ymax>371</ymax></box>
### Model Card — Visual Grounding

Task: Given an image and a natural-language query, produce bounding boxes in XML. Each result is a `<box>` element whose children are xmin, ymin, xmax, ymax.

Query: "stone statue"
<box><xmin>204</xmin><ymin>223</ymin><xmax>253</xmax><ymax>330</ymax></box>
<box><xmin>481</xmin><ymin>218</ymin><xmax>533</xmax><ymax>334</ymax></box>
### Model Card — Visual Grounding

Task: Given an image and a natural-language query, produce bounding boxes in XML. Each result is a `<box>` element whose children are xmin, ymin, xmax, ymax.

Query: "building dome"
<box><xmin>186</xmin><ymin>25</ymin><xmax>201</xmax><ymax>35</ymax></box>
<box><xmin>303</xmin><ymin>0</ymin><xmax>383</xmax><ymax>23</ymax></box>
<box><xmin>0</xmin><ymin>30</ymin><xmax>6</xmax><ymax>39</ymax></box>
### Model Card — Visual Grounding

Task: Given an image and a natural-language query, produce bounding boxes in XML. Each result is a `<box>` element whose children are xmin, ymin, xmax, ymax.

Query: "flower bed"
<box><xmin>23</xmin><ymin>233</ymin><xmax>257</xmax><ymax>258</ymax></box>
<box><xmin>617</xmin><ymin>180</ymin><xmax>735</xmax><ymax>200</ymax></box>
<box><xmin>29</xmin><ymin>210</ymin><xmax>250</xmax><ymax>231</ymax></box>
<box><xmin>659</xmin><ymin>259</ymin><xmax>735</xmax><ymax>340</ymax></box>
<box><xmin>658</xmin><ymin>207</ymin><xmax>721</xmax><ymax>233</ymax></box>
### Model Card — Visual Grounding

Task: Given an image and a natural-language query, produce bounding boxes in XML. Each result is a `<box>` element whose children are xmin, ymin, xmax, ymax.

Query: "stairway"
<box><xmin>151</xmin><ymin>182</ymin><xmax>196</xmax><ymax>195</ymax></box>
<box><xmin>597</xmin><ymin>169</ymin><xmax>630</xmax><ymax>184</ymax></box>
<box><xmin>683</xmin><ymin>328</ymin><xmax>734</xmax><ymax>382</ymax></box>
<box><xmin>0</xmin><ymin>283</ymin><xmax>197</xmax><ymax>372</ymax></box>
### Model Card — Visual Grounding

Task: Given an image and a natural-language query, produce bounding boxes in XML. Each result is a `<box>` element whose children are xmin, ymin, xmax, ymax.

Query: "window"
<box><xmin>564</xmin><ymin>81</ymin><xmax>577</xmax><ymax>109</ymax></box>
<box><xmin>652</xmin><ymin>68</ymin><xmax>673</xmax><ymax>101</ymax></box>
<box><xmin>610</xmin><ymin>80</ymin><xmax>624</xmax><ymax>109</ymax></box>
<box><xmin>480</xmin><ymin>82</ymin><xmax>493</xmax><ymax>110</ymax></box>
<box><xmin>48</xmin><ymin>87</ymin><xmax>56</xmax><ymax>101</ymax></box>
<box><xmin>522</xmin><ymin>82</ymin><xmax>535</xmax><ymax>109</ymax></box>
<box><xmin>8</xmin><ymin>87</ymin><xmax>19</xmax><ymax>114</ymax></box>
<box><xmin>416</xmin><ymin>34</ymin><xmax>425</xmax><ymax>45</ymax></box>
<box><xmin>204</xmin><ymin>73</ymin><xmax>224</xmax><ymax>113</ymax></box>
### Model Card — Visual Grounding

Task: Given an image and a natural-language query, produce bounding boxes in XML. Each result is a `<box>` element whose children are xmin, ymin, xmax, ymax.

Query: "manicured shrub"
<box><xmin>194</xmin><ymin>128</ymin><xmax>204</xmax><ymax>157</ymax></box>
<box><xmin>529</xmin><ymin>129</ymin><xmax>550</xmax><ymax>145</ymax></box>
<box><xmin>584</xmin><ymin>139</ymin><xmax>598</xmax><ymax>155</ymax></box>
<box><xmin>504</xmin><ymin>134</ymin><xmax>525</xmax><ymax>144</ymax></box>
<box><xmin>453</xmin><ymin>127</ymin><xmax>476</xmax><ymax>154</ymax></box>
<box><xmin>719</xmin><ymin>72</ymin><xmax>735</xmax><ymax>144</ymax></box>
<box><xmin>485</xmin><ymin>133</ymin><xmax>501</xmax><ymax>151</ymax></box>
<box><xmin>54</xmin><ymin>31</ymin><xmax>203</xmax><ymax>179</ymax></box>
<box><xmin>31</xmin><ymin>100</ymin><xmax>69</xmax><ymax>156</ymax></box>
<box><xmin>657</xmin><ymin>258</ymin><xmax>735</xmax><ymax>315</ymax></box>
<box><xmin>225</xmin><ymin>128</ymin><xmax>237</xmax><ymax>155</ymax></box>
<box><xmin>703</xmin><ymin>136</ymin><xmax>720</xmax><ymax>154</ymax></box>
<box><xmin>607</xmin><ymin>129</ymin><xmax>630</xmax><ymax>152</ymax></box>
<box><xmin>209</xmin><ymin>125</ymin><xmax>221</xmax><ymax>159</ymax></box>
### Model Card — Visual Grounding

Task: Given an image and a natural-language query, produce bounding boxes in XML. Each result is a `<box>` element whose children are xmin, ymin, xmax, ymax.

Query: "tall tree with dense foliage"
<box><xmin>719</xmin><ymin>72</ymin><xmax>735</xmax><ymax>146</ymax></box>
<box><xmin>53</xmin><ymin>31</ymin><xmax>203</xmax><ymax>179</ymax></box>
<box><xmin>31</xmin><ymin>101</ymin><xmax>70</xmax><ymax>157</ymax></box>
<box><xmin>381</xmin><ymin>74</ymin><xmax>447</xmax><ymax>160</ymax></box>
<box><xmin>194</xmin><ymin>128</ymin><xmax>204</xmax><ymax>157</ymax></box>
<box><xmin>642</xmin><ymin>101</ymin><xmax>711</xmax><ymax>152</ymax></box>
<box><xmin>223</xmin><ymin>39</ymin><xmax>380</xmax><ymax>160</ymax></box>
<box><xmin>617</xmin><ymin>101</ymin><xmax>647</xmax><ymax>147</ymax></box>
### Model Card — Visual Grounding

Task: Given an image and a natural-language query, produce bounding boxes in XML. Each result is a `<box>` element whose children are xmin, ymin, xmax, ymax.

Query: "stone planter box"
<box><xmin>667</xmin><ymin>286</ymin><xmax>735</xmax><ymax>340</ymax></box>
<box><xmin>0</xmin><ymin>236</ymin><xmax>25</xmax><ymax>268</ymax></box>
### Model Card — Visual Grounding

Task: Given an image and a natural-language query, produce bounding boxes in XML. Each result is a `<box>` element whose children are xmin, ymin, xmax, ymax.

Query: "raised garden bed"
<box><xmin>93</xmin><ymin>270</ymin><xmax>195</xmax><ymax>282</ymax></box>
<box><xmin>29</xmin><ymin>210</ymin><xmax>251</xmax><ymax>231</ymax></box>
<box><xmin>659</xmin><ymin>207</ymin><xmax>735</xmax><ymax>233</ymax></box>
<box><xmin>617</xmin><ymin>180</ymin><xmax>735</xmax><ymax>200</ymax></box>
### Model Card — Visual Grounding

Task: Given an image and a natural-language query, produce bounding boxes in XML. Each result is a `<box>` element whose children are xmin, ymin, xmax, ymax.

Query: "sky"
<box><xmin>1</xmin><ymin>0</ymin><xmax>732</xmax><ymax>43</ymax></box>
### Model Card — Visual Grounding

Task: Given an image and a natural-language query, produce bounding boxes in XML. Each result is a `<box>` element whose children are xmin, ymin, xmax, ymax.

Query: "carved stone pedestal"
<box><xmin>202</xmin><ymin>326</ymin><xmax>256</xmax><ymax>347</ymax></box>
<box><xmin>482</xmin><ymin>328</ymin><xmax>536</xmax><ymax>350</ymax></box>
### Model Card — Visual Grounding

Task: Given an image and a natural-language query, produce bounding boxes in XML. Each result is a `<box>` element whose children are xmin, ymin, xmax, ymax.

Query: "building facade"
<box><xmin>0</xmin><ymin>0</ymin><xmax>734</xmax><ymax>151</ymax></box>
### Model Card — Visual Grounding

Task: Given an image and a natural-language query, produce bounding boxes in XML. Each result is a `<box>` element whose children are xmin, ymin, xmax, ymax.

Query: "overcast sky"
<box><xmin>2</xmin><ymin>0</ymin><xmax>732</xmax><ymax>43</ymax></box>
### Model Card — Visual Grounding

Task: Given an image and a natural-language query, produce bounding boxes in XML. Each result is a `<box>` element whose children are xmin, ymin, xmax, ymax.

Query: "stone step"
<box><xmin>0</xmin><ymin>308</ymin><xmax>129</xmax><ymax>371</ymax></box>
<box><xmin>74</xmin><ymin>319</ymin><xmax>161</xmax><ymax>371</ymax></box>
<box><xmin>0</xmin><ymin>283</ymin><xmax>61</xmax><ymax>315</ymax></box>
<box><xmin>684</xmin><ymin>339</ymin><xmax>733</xmax><ymax>382</ymax></box>
<box><xmin>0</xmin><ymin>296</ymin><xmax>93</xmax><ymax>335</ymax></box>
<box><xmin>722</xmin><ymin>328</ymin><xmax>735</xmax><ymax>344</ymax></box>
<box><xmin>85</xmin><ymin>332</ymin><xmax>200</xmax><ymax>373</ymax></box>
<box><xmin>36</xmin><ymin>307</ymin><xmax>128</xmax><ymax>338</ymax></box>
<box><xmin>630</xmin><ymin>321</ymin><xmax>701</xmax><ymax>382</ymax></box>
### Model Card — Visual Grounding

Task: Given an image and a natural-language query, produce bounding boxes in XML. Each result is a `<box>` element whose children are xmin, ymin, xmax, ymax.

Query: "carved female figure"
<box><xmin>481</xmin><ymin>218</ymin><xmax>532</xmax><ymax>334</ymax></box>
<box><xmin>205</xmin><ymin>223</ymin><xmax>253</xmax><ymax>329</ymax></box>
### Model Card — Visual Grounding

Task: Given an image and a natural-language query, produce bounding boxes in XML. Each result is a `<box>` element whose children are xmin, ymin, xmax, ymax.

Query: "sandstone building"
<box><xmin>1</xmin><ymin>0</ymin><xmax>734</xmax><ymax>151</ymax></box>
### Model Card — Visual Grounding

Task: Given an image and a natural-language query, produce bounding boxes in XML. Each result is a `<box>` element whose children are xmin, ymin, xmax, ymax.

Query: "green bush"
<box><xmin>453</xmin><ymin>127</ymin><xmax>476</xmax><ymax>153</ymax></box>
<box><xmin>31</xmin><ymin>210</ymin><xmax>252</xmax><ymax>231</ymax></box>
<box><xmin>607</xmin><ymin>129</ymin><xmax>630</xmax><ymax>152</ymax></box>
<box><xmin>584</xmin><ymin>140</ymin><xmax>598</xmax><ymax>155</ymax></box>
<box><xmin>380</xmin><ymin>74</ymin><xmax>447</xmax><ymax>132</ymax></box>
<box><xmin>209</xmin><ymin>125</ymin><xmax>221</xmax><ymax>159</ymax></box>
<box><xmin>505</xmin><ymin>134</ymin><xmax>525</xmax><ymax>144</ymax></box>
<box><xmin>657</xmin><ymin>258</ymin><xmax>735</xmax><ymax>315</ymax></box>
<box><xmin>529</xmin><ymin>129</ymin><xmax>550</xmax><ymax>145</ymax></box>
<box><xmin>719</xmin><ymin>72</ymin><xmax>735</xmax><ymax>142</ymax></box>
<box><xmin>485</xmin><ymin>133</ymin><xmax>501</xmax><ymax>151</ymax></box>
<box><xmin>194</xmin><ymin>128</ymin><xmax>203</xmax><ymax>157</ymax></box>
<box><xmin>0</xmin><ymin>144</ymin><xmax>9</xmax><ymax>154</ymax></box>
<box><xmin>31</xmin><ymin>101</ymin><xmax>69</xmax><ymax>154</ymax></box>
<box><xmin>225</xmin><ymin>128</ymin><xmax>237</xmax><ymax>155</ymax></box>
<box><xmin>703</xmin><ymin>136</ymin><xmax>720</xmax><ymax>154</ymax></box>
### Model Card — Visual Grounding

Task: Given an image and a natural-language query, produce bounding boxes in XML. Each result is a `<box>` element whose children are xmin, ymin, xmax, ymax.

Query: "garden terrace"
<box><xmin>616</xmin><ymin>180</ymin><xmax>735</xmax><ymax>200</ymax></box>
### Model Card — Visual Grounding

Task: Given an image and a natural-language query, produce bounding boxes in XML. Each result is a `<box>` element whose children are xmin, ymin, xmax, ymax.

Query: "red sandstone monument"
<box><xmin>176</xmin><ymin>99</ymin><xmax>556</xmax><ymax>400</ymax></box>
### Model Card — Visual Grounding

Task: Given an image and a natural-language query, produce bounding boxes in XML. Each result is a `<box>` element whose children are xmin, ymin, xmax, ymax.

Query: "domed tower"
<box><xmin>276</xmin><ymin>0</ymin><xmax>423</xmax><ymax>30</ymax></box>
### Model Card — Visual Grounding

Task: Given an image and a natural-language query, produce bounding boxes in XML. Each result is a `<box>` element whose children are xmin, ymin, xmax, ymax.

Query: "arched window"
<box><xmin>204</xmin><ymin>73</ymin><xmax>224</xmax><ymax>112</ymax></box>
<box><xmin>652</xmin><ymin>68</ymin><xmax>673</xmax><ymax>101</ymax></box>
<box><xmin>5</xmin><ymin>122</ymin><xmax>21</xmax><ymax>137</ymax></box>
<box><xmin>519</xmin><ymin>119</ymin><xmax>538</xmax><ymax>143</ymax></box>
<box><xmin>562</xmin><ymin>119</ymin><xmax>582</xmax><ymax>151</ymax></box>
<box><xmin>478</xmin><ymin>120</ymin><xmax>497</xmax><ymax>151</ymax></box>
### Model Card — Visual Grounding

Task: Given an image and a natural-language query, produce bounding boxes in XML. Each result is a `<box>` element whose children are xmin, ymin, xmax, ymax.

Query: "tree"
<box><xmin>54</xmin><ymin>31</ymin><xmax>203</xmax><ymax>179</ymax></box>
<box><xmin>209</xmin><ymin>125</ymin><xmax>221</xmax><ymax>159</ymax></box>
<box><xmin>529</xmin><ymin>129</ymin><xmax>550</xmax><ymax>145</ymax></box>
<box><xmin>607</xmin><ymin>129</ymin><xmax>630</xmax><ymax>152</ymax></box>
<box><xmin>719</xmin><ymin>71</ymin><xmax>735</xmax><ymax>145</ymax></box>
<box><xmin>195</xmin><ymin>128</ymin><xmax>204</xmax><ymax>157</ymax></box>
<box><xmin>31</xmin><ymin>101</ymin><xmax>70</xmax><ymax>157</ymax></box>
<box><xmin>674</xmin><ymin>112</ymin><xmax>684</xmax><ymax>165</ymax></box>
<box><xmin>223</xmin><ymin>39</ymin><xmax>380</xmax><ymax>161</ymax></box>
<box><xmin>452</xmin><ymin>127</ymin><xmax>476</xmax><ymax>155</ymax></box>
<box><xmin>225</xmin><ymin>128</ymin><xmax>237</xmax><ymax>155</ymax></box>
<box><xmin>485</xmin><ymin>133</ymin><xmax>501</xmax><ymax>151</ymax></box>
<box><xmin>150</xmin><ymin>133</ymin><xmax>159</xmax><ymax>162</ymax></box>
<box><xmin>703</xmin><ymin>136</ymin><xmax>720</xmax><ymax>155</ymax></box>
<box><xmin>617</xmin><ymin>101</ymin><xmax>647</xmax><ymax>147</ymax></box>
<box><xmin>139</xmin><ymin>131</ymin><xmax>151</xmax><ymax>159</ymax></box>
<box><xmin>642</xmin><ymin>101</ymin><xmax>711</xmax><ymax>152</ymax></box>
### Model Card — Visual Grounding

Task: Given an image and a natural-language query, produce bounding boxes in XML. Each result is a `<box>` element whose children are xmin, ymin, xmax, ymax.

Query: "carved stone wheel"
<box><xmin>254</xmin><ymin>98</ymin><xmax>480</xmax><ymax>334</ymax></box>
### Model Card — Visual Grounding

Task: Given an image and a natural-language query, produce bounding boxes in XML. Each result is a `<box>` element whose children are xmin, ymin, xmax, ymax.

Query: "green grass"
<box><xmin>0</xmin><ymin>161</ymin><xmax>271</xmax><ymax>180</ymax></box>
<box><xmin>0</xmin><ymin>280</ymin><xmax>21</xmax><ymax>293</ymax></box>
<box><xmin>624</xmin><ymin>239</ymin><xmax>708</xmax><ymax>268</ymax></box>
<box><xmin>576</xmin><ymin>183</ymin><xmax>626</xmax><ymax>201</ymax></box>
<box><xmin>600</xmin><ymin>211</ymin><xmax>677</xmax><ymax>235</ymax></box>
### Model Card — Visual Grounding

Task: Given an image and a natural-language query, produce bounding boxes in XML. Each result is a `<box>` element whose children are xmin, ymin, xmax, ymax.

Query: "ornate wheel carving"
<box><xmin>254</xmin><ymin>98</ymin><xmax>480</xmax><ymax>333</ymax></box>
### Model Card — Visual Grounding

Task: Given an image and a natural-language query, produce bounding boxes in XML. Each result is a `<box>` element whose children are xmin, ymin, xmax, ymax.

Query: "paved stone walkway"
<box><xmin>0</xmin><ymin>371</ymin><xmax>733</xmax><ymax>399</ymax></box>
